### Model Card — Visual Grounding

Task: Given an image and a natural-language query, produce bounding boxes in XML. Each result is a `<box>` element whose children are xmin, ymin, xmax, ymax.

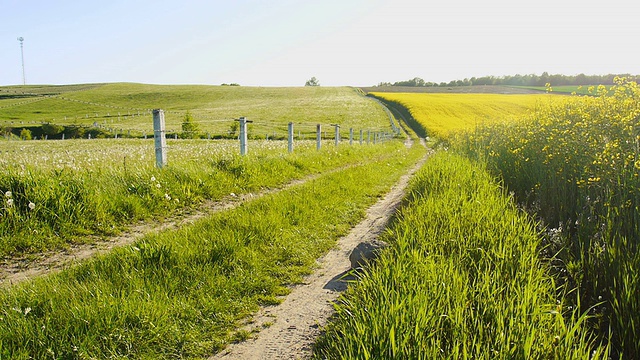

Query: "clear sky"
<box><xmin>1</xmin><ymin>0</ymin><xmax>638</xmax><ymax>87</ymax></box>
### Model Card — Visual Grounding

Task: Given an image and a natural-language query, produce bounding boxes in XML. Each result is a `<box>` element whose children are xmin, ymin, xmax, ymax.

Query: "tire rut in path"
<box><xmin>0</xmin><ymin>165</ymin><xmax>358</xmax><ymax>287</ymax></box>
<box><xmin>211</xmin><ymin>140</ymin><xmax>430</xmax><ymax>360</ymax></box>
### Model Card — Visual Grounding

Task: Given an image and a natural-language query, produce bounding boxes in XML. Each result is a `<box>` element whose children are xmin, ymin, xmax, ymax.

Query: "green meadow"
<box><xmin>3</xmin><ymin>78</ymin><xmax>638</xmax><ymax>359</ymax></box>
<box><xmin>0</xmin><ymin>83</ymin><xmax>391</xmax><ymax>138</ymax></box>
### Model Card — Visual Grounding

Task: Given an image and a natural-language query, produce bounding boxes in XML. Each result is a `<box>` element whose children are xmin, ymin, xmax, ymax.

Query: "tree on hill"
<box><xmin>180</xmin><ymin>111</ymin><xmax>200</xmax><ymax>139</ymax></box>
<box><xmin>305</xmin><ymin>77</ymin><xmax>320</xmax><ymax>86</ymax></box>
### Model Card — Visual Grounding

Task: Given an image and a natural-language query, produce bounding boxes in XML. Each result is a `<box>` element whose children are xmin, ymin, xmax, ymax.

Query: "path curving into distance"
<box><xmin>211</xmin><ymin>138</ymin><xmax>430</xmax><ymax>360</ymax></box>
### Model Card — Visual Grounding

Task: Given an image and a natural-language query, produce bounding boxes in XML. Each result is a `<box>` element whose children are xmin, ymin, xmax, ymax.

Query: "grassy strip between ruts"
<box><xmin>1</xmin><ymin>139</ymin><xmax>403</xmax><ymax>258</ymax></box>
<box><xmin>0</xmin><ymin>139</ymin><xmax>424</xmax><ymax>359</ymax></box>
<box><xmin>314</xmin><ymin>152</ymin><xmax>609</xmax><ymax>359</ymax></box>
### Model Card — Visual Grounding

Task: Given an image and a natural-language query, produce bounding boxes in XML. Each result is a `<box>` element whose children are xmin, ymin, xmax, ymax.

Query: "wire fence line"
<box><xmin>1</xmin><ymin>89</ymin><xmax>401</xmax><ymax>147</ymax></box>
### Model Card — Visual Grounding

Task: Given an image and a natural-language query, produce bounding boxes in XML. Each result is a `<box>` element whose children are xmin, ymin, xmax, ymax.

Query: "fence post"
<box><xmin>153</xmin><ymin>109</ymin><xmax>167</xmax><ymax>168</ymax></box>
<box><xmin>237</xmin><ymin>116</ymin><xmax>252</xmax><ymax>155</ymax></box>
<box><xmin>288</xmin><ymin>122</ymin><xmax>294</xmax><ymax>153</ymax></box>
<box><xmin>359</xmin><ymin>129</ymin><xmax>363</xmax><ymax>145</ymax></box>
<box><xmin>349</xmin><ymin>128</ymin><xmax>353</xmax><ymax>145</ymax></box>
<box><xmin>316</xmin><ymin>124</ymin><xmax>322</xmax><ymax>150</ymax></box>
<box><xmin>332</xmin><ymin>124</ymin><xmax>340</xmax><ymax>146</ymax></box>
<box><xmin>367</xmin><ymin>130</ymin><xmax>371</xmax><ymax>144</ymax></box>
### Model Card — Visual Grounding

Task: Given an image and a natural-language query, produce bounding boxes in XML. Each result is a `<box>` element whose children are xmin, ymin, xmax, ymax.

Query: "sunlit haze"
<box><xmin>1</xmin><ymin>0</ymin><xmax>638</xmax><ymax>86</ymax></box>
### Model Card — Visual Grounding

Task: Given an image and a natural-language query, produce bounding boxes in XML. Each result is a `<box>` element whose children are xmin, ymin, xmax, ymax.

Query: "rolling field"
<box><xmin>0</xmin><ymin>83</ymin><xmax>391</xmax><ymax>138</ymax></box>
<box><xmin>0</xmin><ymin>83</ymin><xmax>423</xmax><ymax>357</ymax></box>
<box><xmin>3</xmin><ymin>77</ymin><xmax>638</xmax><ymax>358</ymax></box>
<box><xmin>0</xmin><ymin>84</ymin><xmax>400</xmax><ymax>258</ymax></box>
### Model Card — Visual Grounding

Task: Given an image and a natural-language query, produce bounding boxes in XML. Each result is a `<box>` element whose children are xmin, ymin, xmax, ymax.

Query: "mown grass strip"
<box><xmin>0</xmin><ymin>139</ymin><xmax>424</xmax><ymax>359</ymax></box>
<box><xmin>314</xmin><ymin>152</ymin><xmax>608</xmax><ymax>359</ymax></box>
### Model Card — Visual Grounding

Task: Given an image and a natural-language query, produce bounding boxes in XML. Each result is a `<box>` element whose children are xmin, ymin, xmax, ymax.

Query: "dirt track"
<box><xmin>211</xmin><ymin>139</ymin><xmax>429</xmax><ymax>359</ymax></box>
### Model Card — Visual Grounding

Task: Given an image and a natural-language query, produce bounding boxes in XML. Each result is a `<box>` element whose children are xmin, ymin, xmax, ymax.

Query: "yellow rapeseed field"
<box><xmin>370</xmin><ymin>92</ymin><xmax>554</xmax><ymax>139</ymax></box>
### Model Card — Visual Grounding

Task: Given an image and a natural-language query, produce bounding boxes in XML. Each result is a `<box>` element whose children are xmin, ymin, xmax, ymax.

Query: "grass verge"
<box><xmin>314</xmin><ymin>152</ymin><xmax>608</xmax><ymax>359</ymax></box>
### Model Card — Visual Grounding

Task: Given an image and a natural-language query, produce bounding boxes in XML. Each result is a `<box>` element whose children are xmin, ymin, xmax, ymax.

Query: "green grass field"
<box><xmin>3</xmin><ymin>78</ymin><xmax>638</xmax><ymax>358</ymax></box>
<box><xmin>0</xmin><ymin>137</ymin><xmax>425</xmax><ymax>359</ymax></box>
<box><xmin>1</xmin><ymin>83</ymin><xmax>391</xmax><ymax>138</ymax></box>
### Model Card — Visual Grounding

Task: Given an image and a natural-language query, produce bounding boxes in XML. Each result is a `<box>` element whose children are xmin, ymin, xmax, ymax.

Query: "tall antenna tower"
<box><xmin>17</xmin><ymin>37</ymin><xmax>25</xmax><ymax>85</ymax></box>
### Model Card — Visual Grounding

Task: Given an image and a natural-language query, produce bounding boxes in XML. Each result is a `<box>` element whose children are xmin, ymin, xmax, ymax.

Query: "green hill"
<box><xmin>0</xmin><ymin>83</ymin><xmax>390</xmax><ymax>138</ymax></box>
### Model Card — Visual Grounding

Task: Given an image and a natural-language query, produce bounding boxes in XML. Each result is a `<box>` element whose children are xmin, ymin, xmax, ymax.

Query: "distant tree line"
<box><xmin>377</xmin><ymin>73</ymin><xmax>638</xmax><ymax>88</ymax></box>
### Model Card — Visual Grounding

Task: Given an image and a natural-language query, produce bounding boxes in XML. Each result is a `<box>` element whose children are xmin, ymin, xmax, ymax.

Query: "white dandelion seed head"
<box><xmin>28</xmin><ymin>202</ymin><xmax>36</xmax><ymax>210</ymax></box>
<box><xmin>151</xmin><ymin>176</ymin><xmax>156</xmax><ymax>182</ymax></box>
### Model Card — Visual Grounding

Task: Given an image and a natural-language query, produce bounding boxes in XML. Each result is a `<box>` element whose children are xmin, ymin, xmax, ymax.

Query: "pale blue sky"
<box><xmin>1</xmin><ymin>0</ymin><xmax>638</xmax><ymax>86</ymax></box>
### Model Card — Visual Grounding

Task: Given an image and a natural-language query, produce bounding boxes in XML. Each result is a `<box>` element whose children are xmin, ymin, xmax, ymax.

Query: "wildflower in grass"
<box><xmin>28</xmin><ymin>202</ymin><xmax>36</xmax><ymax>210</ymax></box>
<box><xmin>151</xmin><ymin>176</ymin><xmax>156</xmax><ymax>182</ymax></box>
<box><xmin>156</xmin><ymin>183</ymin><xmax>161</xmax><ymax>189</ymax></box>
<box><xmin>4</xmin><ymin>191</ymin><xmax>11</xmax><ymax>198</ymax></box>
<box><xmin>6</xmin><ymin>199</ymin><xmax>13</xmax><ymax>207</ymax></box>
<box><xmin>164</xmin><ymin>193</ymin><xmax>171</xmax><ymax>201</ymax></box>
